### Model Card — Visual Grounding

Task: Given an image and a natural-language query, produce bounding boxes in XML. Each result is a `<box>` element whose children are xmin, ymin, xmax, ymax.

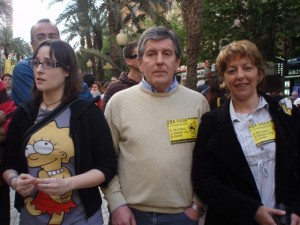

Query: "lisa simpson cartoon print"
<box><xmin>25</xmin><ymin>121</ymin><xmax>77</xmax><ymax>225</ymax></box>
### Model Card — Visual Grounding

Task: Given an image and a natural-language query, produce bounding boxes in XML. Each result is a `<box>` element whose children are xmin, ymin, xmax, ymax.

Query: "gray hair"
<box><xmin>137</xmin><ymin>27</ymin><xmax>181</xmax><ymax>59</ymax></box>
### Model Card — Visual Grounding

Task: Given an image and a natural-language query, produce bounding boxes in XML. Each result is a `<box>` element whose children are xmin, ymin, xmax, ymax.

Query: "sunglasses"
<box><xmin>127</xmin><ymin>54</ymin><xmax>138</xmax><ymax>59</ymax></box>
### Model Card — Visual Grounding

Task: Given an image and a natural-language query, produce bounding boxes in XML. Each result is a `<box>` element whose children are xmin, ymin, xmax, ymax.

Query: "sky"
<box><xmin>13</xmin><ymin>0</ymin><xmax>69</xmax><ymax>44</ymax></box>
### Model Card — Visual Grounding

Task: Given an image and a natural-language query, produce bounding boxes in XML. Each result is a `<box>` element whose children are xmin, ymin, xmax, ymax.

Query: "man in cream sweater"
<box><xmin>104</xmin><ymin>27</ymin><xmax>209</xmax><ymax>225</ymax></box>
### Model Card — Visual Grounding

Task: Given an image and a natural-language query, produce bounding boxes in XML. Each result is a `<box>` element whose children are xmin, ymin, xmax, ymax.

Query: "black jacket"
<box><xmin>192</xmin><ymin>94</ymin><xmax>300</xmax><ymax>225</ymax></box>
<box><xmin>1</xmin><ymin>97</ymin><xmax>117</xmax><ymax>218</ymax></box>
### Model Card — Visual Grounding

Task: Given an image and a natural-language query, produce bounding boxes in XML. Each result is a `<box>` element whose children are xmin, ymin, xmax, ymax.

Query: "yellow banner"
<box><xmin>4</xmin><ymin>59</ymin><xmax>14</xmax><ymax>74</ymax></box>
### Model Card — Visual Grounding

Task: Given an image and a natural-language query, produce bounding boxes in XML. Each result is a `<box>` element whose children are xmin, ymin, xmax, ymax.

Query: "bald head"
<box><xmin>30</xmin><ymin>19</ymin><xmax>60</xmax><ymax>51</ymax></box>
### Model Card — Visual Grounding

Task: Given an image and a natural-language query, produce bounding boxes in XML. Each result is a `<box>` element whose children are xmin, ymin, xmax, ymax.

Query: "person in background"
<box><xmin>197</xmin><ymin>79</ymin><xmax>209</xmax><ymax>94</ymax></box>
<box><xmin>11</xmin><ymin>18</ymin><xmax>92</xmax><ymax>105</ymax></box>
<box><xmin>81</xmin><ymin>73</ymin><xmax>103</xmax><ymax>109</ymax></box>
<box><xmin>192</xmin><ymin>40</ymin><xmax>300</xmax><ymax>225</ymax></box>
<box><xmin>293</xmin><ymin>93</ymin><xmax>300</xmax><ymax>108</ymax></box>
<box><xmin>0</xmin><ymin>80</ymin><xmax>17</xmax><ymax>225</ymax></box>
<box><xmin>101</xmin><ymin>81</ymin><xmax>110</xmax><ymax>99</ymax></box>
<box><xmin>204</xmin><ymin>73</ymin><xmax>228</xmax><ymax>111</ymax></box>
<box><xmin>270</xmin><ymin>89</ymin><xmax>284</xmax><ymax>102</ymax></box>
<box><xmin>1</xmin><ymin>73</ymin><xmax>12</xmax><ymax>95</ymax></box>
<box><xmin>101</xmin><ymin>41</ymin><xmax>142</xmax><ymax>111</ymax></box>
<box><xmin>91</xmin><ymin>81</ymin><xmax>102</xmax><ymax>98</ymax></box>
<box><xmin>110</xmin><ymin>76</ymin><xmax>118</xmax><ymax>82</ymax></box>
<box><xmin>91</xmin><ymin>81</ymin><xmax>103</xmax><ymax>108</ymax></box>
<box><xmin>290</xmin><ymin>91</ymin><xmax>299</xmax><ymax>104</ymax></box>
<box><xmin>82</xmin><ymin>73</ymin><xmax>95</xmax><ymax>91</ymax></box>
<box><xmin>103</xmin><ymin>27</ymin><xmax>209</xmax><ymax>225</ymax></box>
<box><xmin>277</xmin><ymin>90</ymin><xmax>284</xmax><ymax>101</ymax></box>
<box><xmin>1</xmin><ymin>40</ymin><xmax>117</xmax><ymax>225</ymax></box>
<box><xmin>92</xmin><ymin>81</ymin><xmax>104</xmax><ymax>95</ymax></box>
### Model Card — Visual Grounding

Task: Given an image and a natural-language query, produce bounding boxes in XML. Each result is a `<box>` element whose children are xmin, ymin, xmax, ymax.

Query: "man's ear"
<box><xmin>137</xmin><ymin>58</ymin><xmax>143</xmax><ymax>72</ymax></box>
<box><xmin>175</xmin><ymin>58</ymin><xmax>181</xmax><ymax>69</ymax></box>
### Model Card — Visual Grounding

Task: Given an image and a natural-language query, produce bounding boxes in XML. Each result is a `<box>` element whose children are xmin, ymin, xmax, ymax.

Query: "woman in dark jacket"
<box><xmin>192</xmin><ymin>40</ymin><xmax>300</xmax><ymax>225</ymax></box>
<box><xmin>2</xmin><ymin>40</ymin><xmax>117</xmax><ymax>225</ymax></box>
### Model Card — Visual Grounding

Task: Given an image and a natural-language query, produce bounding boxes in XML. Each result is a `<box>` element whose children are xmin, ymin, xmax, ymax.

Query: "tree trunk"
<box><xmin>181</xmin><ymin>0</ymin><xmax>203</xmax><ymax>91</ymax></box>
<box><xmin>106</xmin><ymin>0</ymin><xmax>122</xmax><ymax>77</ymax></box>
<box><xmin>93</xmin><ymin>24</ymin><xmax>104</xmax><ymax>81</ymax></box>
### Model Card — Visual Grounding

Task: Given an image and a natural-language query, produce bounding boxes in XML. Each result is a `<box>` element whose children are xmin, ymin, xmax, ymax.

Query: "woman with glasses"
<box><xmin>192</xmin><ymin>40</ymin><xmax>300</xmax><ymax>225</ymax></box>
<box><xmin>1</xmin><ymin>39</ymin><xmax>117</xmax><ymax>225</ymax></box>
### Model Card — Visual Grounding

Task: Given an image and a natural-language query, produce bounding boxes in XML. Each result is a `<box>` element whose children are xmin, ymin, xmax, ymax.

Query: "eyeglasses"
<box><xmin>33</xmin><ymin>33</ymin><xmax>59</xmax><ymax>42</ymax></box>
<box><xmin>29</xmin><ymin>59</ymin><xmax>62</xmax><ymax>69</ymax></box>
<box><xmin>127</xmin><ymin>54</ymin><xmax>138</xmax><ymax>59</ymax></box>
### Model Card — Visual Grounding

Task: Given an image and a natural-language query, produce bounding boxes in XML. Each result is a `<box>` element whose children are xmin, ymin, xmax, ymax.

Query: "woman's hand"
<box><xmin>11</xmin><ymin>173</ymin><xmax>36</xmax><ymax>197</ymax></box>
<box><xmin>36</xmin><ymin>177</ymin><xmax>72</xmax><ymax>196</ymax></box>
<box><xmin>291</xmin><ymin>213</ymin><xmax>300</xmax><ymax>225</ymax></box>
<box><xmin>254</xmin><ymin>205</ymin><xmax>285</xmax><ymax>225</ymax></box>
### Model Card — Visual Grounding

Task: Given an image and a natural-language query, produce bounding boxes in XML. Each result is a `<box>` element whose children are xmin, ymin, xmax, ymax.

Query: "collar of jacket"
<box><xmin>19</xmin><ymin>97</ymin><xmax>99</xmax><ymax>120</ymax></box>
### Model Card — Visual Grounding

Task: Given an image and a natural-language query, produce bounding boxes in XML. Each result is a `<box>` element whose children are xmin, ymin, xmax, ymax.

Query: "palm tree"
<box><xmin>0</xmin><ymin>26</ymin><xmax>13</xmax><ymax>59</ymax></box>
<box><xmin>0</xmin><ymin>0</ymin><xmax>11</xmax><ymax>74</ymax></box>
<box><xmin>181</xmin><ymin>0</ymin><xmax>203</xmax><ymax>91</ymax></box>
<box><xmin>120</xmin><ymin>0</ymin><xmax>171</xmax><ymax>33</ymax></box>
<box><xmin>49</xmin><ymin>0</ymin><xmax>107</xmax><ymax>80</ymax></box>
<box><xmin>104</xmin><ymin>0</ymin><xmax>171</xmax><ymax>75</ymax></box>
<box><xmin>105</xmin><ymin>0</ymin><xmax>122</xmax><ymax>76</ymax></box>
<box><xmin>0</xmin><ymin>0</ymin><xmax>11</xmax><ymax>26</ymax></box>
<box><xmin>11</xmin><ymin>37</ymin><xmax>32</xmax><ymax>61</ymax></box>
<box><xmin>48</xmin><ymin>0</ymin><xmax>173</xmax><ymax>79</ymax></box>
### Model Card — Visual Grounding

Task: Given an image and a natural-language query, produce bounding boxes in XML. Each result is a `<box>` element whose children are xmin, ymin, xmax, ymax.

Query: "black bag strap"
<box><xmin>22</xmin><ymin>99</ymin><xmax>80</xmax><ymax>147</ymax></box>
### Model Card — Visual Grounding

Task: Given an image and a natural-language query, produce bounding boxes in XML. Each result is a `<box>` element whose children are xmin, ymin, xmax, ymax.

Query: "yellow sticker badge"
<box><xmin>248</xmin><ymin>121</ymin><xmax>275</xmax><ymax>146</ymax></box>
<box><xmin>167</xmin><ymin>118</ymin><xmax>199</xmax><ymax>144</ymax></box>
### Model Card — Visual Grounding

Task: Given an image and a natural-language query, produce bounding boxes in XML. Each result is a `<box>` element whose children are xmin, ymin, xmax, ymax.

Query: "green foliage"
<box><xmin>200</xmin><ymin>0</ymin><xmax>300</xmax><ymax>62</ymax></box>
<box><xmin>167</xmin><ymin>12</ymin><xmax>187</xmax><ymax>65</ymax></box>
<box><xmin>11</xmin><ymin>37</ymin><xmax>32</xmax><ymax>60</ymax></box>
<box><xmin>46</xmin><ymin>0</ymin><xmax>300</xmax><ymax>75</ymax></box>
<box><xmin>0</xmin><ymin>26</ymin><xmax>13</xmax><ymax>59</ymax></box>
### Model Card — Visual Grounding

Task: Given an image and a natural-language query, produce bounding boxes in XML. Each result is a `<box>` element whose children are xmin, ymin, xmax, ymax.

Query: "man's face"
<box><xmin>125</xmin><ymin>47</ymin><xmax>140</xmax><ymax>72</ymax></box>
<box><xmin>31</xmin><ymin>22</ymin><xmax>60</xmax><ymax>51</ymax></box>
<box><xmin>138</xmin><ymin>39</ymin><xmax>180</xmax><ymax>93</ymax></box>
<box><xmin>292</xmin><ymin>92</ymin><xmax>298</xmax><ymax>99</ymax></box>
<box><xmin>111</xmin><ymin>77</ymin><xmax>118</xmax><ymax>82</ymax></box>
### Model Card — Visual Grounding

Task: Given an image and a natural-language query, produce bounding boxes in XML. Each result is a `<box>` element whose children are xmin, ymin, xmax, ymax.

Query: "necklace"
<box><xmin>43</xmin><ymin>99</ymin><xmax>62</xmax><ymax>110</ymax></box>
<box><xmin>47</xmin><ymin>168</ymin><xmax>64</xmax><ymax>176</ymax></box>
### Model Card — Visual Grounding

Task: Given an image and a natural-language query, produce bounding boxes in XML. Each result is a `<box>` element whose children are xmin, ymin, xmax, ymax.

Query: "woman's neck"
<box><xmin>42</xmin><ymin>92</ymin><xmax>63</xmax><ymax>110</ymax></box>
<box><xmin>232</xmin><ymin>94</ymin><xmax>260</xmax><ymax>114</ymax></box>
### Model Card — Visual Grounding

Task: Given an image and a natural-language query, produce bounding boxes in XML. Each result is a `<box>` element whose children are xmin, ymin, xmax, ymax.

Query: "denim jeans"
<box><xmin>131</xmin><ymin>207</ymin><xmax>198</xmax><ymax>225</ymax></box>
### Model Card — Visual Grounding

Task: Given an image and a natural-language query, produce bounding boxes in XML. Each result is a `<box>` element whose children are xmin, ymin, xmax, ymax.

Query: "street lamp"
<box><xmin>116</xmin><ymin>29</ymin><xmax>128</xmax><ymax>47</ymax></box>
<box><xmin>103</xmin><ymin>62</ymin><xmax>113</xmax><ymax>70</ymax></box>
<box><xmin>87</xmin><ymin>59</ymin><xmax>92</xmax><ymax>73</ymax></box>
<box><xmin>116</xmin><ymin>29</ymin><xmax>128</xmax><ymax>71</ymax></box>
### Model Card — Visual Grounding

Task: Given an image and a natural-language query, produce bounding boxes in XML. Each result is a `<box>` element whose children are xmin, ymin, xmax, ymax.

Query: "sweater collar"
<box><xmin>141</xmin><ymin>76</ymin><xmax>178</xmax><ymax>93</ymax></box>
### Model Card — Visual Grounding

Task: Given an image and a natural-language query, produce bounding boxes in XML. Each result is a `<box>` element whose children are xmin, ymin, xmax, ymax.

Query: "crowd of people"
<box><xmin>0</xmin><ymin>18</ymin><xmax>300</xmax><ymax>225</ymax></box>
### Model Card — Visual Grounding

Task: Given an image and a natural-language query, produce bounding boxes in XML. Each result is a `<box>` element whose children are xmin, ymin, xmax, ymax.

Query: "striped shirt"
<box><xmin>230</xmin><ymin>96</ymin><xmax>276</xmax><ymax>208</ymax></box>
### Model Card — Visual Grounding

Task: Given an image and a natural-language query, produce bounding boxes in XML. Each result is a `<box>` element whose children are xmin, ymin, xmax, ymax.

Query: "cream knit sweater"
<box><xmin>103</xmin><ymin>83</ymin><xmax>209</xmax><ymax>213</ymax></box>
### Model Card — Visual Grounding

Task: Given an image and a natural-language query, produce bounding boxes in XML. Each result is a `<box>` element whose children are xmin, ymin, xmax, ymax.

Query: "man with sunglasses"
<box><xmin>11</xmin><ymin>18</ymin><xmax>92</xmax><ymax>105</ymax></box>
<box><xmin>101</xmin><ymin>41</ymin><xmax>142</xmax><ymax>111</ymax></box>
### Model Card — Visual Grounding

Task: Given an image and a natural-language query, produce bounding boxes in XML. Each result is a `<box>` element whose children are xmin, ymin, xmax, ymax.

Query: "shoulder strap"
<box><xmin>22</xmin><ymin>99</ymin><xmax>80</xmax><ymax>147</ymax></box>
